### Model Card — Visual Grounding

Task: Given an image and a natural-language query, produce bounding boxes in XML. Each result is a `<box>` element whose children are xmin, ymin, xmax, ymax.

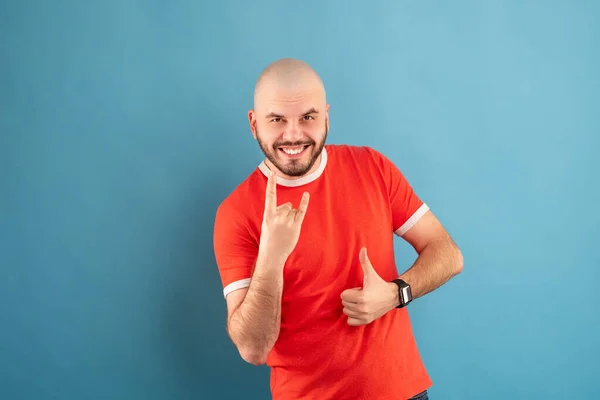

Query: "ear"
<box><xmin>325</xmin><ymin>104</ymin><xmax>330</xmax><ymax>131</ymax></box>
<box><xmin>248</xmin><ymin>110</ymin><xmax>257</xmax><ymax>139</ymax></box>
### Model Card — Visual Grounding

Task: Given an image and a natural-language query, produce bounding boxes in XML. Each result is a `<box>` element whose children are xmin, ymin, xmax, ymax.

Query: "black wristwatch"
<box><xmin>391</xmin><ymin>279</ymin><xmax>413</xmax><ymax>308</ymax></box>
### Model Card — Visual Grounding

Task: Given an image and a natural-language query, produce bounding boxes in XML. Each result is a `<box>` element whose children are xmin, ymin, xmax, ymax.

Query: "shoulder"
<box><xmin>215</xmin><ymin>168</ymin><xmax>265</xmax><ymax>223</ymax></box>
<box><xmin>325</xmin><ymin>143</ymin><xmax>396</xmax><ymax>170</ymax></box>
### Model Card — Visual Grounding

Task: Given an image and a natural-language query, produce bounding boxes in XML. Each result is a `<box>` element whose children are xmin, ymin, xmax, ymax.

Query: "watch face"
<box><xmin>393</xmin><ymin>279</ymin><xmax>412</xmax><ymax>307</ymax></box>
<box><xmin>401</xmin><ymin>286</ymin><xmax>412</xmax><ymax>303</ymax></box>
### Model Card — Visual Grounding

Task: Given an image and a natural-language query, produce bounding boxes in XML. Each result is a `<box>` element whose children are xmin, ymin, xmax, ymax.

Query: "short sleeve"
<box><xmin>369</xmin><ymin>148</ymin><xmax>430</xmax><ymax>236</ymax></box>
<box><xmin>213</xmin><ymin>202</ymin><xmax>259</xmax><ymax>298</ymax></box>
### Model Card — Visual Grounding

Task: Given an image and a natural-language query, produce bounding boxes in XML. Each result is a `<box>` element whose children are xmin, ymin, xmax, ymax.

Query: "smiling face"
<box><xmin>248</xmin><ymin>59</ymin><xmax>330</xmax><ymax>179</ymax></box>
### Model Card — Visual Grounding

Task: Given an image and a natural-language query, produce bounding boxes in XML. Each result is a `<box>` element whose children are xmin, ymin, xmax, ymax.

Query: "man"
<box><xmin>213</xmin><ymin>58</ymin><xmax>463</xmax><ymax>400</ymax></box>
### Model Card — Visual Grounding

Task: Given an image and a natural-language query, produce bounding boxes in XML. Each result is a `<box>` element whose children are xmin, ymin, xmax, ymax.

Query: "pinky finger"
<box><xmin>295</xmin><ymin>192</ymin><xmax>310</xmax><ymax>222</ymax></box>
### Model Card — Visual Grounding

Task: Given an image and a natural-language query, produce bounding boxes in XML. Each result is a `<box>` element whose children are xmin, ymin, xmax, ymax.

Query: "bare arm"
<box><xmin>340</xmin><ymin>211</ymin><xmax>462</xmax><ymax>326</ymax></box>
<box><xmin>225</xmin><ymin>252</ymin><xmax>286</xmax><ymax>365</ymax></box>
<box><xmin>397</xmin><ymin>210</ymin><xmax>463</xmax><ymax>299</ymax></box>
<box><xmin>224</xmin><ymin>170</ymin><xmax>310</xmax><ymax>365</ymax></box>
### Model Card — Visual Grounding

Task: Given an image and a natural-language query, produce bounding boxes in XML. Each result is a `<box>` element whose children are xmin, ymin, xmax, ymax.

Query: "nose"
<box><xmin>282</xmin><ymin>120</ymin><xmax>303</xmax><ymax>142</ymax></box>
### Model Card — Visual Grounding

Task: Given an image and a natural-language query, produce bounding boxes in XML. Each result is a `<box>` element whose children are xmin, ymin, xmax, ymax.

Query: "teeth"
<box><xmin>282</xmin><ymin>147</ymin><xmax>304</xmax><ymax>155</ymax></box>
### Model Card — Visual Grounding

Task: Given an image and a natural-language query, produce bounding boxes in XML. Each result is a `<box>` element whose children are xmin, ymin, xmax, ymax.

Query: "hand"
<box><xmin>259</xmin><ymin>170</ymin><xmax>310</xmax><ymax>261</ymax></box>
<box><xmin>341</xmin><ymin>248</ymin><xmax>399</xmax><ymax>326</ymax></box>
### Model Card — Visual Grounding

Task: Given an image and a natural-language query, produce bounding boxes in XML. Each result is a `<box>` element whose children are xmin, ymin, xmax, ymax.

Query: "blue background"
<box><xmin>2</xmin><ymin>1</ymin><xmax>599</xmax><ymax>399</ymax></box>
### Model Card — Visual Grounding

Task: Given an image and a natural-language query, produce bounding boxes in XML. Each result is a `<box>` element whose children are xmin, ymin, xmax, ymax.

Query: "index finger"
<box><xmin>264</xmin><ymin>170</ymin><xmax>277</xmax><ymax>213</ymax></box>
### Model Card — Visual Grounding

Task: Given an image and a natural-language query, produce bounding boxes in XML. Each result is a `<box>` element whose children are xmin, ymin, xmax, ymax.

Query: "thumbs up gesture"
<box><xmin>341</xmin><ymin>248</ymin><xmax>399</xmax><ymax>326</ymax></box>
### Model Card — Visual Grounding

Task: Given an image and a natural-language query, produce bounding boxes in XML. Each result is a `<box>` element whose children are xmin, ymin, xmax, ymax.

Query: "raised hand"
<box><xmin>341</xmin><ymin>248</ymin><xmax>399</xmax><ymax>326</ymax></box>
<box><xmin>259</xmin><ymin>170</ymin><xmax>310</xmax><ymax>262</ymax></box>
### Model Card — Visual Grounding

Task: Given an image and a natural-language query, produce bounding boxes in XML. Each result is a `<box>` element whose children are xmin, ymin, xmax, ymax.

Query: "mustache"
<box><xmin>273</xmin><ymin>141</ymin><xmax>314</xmax><ymax>148</ymax></box>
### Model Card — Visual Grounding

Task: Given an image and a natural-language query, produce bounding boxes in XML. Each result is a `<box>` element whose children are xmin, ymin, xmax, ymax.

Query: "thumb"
<box><xmin>359</xmin><ymin>247</ymin><xmax>377</xmax><ymax>287</ymax></box>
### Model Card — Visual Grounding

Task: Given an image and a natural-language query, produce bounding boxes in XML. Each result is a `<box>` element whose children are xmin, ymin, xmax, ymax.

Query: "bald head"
<box><xmin>253</xmin><ymin>58</ymin><xmax>326</xmax><ymax>108</ymax></box>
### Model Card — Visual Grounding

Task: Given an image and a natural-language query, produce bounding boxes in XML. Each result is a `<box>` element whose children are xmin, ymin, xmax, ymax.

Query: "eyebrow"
<box><xmin>301</xmin><ymin>108</ymin><xmax>319</xmax><ymax>116</ymax></box>
<box><xmin>265</xmin><ymin>108</ymin><xmax>319</xmax><ymax>119</ymax></box>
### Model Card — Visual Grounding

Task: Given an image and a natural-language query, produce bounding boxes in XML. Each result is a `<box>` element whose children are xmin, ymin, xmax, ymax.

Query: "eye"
<box><xmin>303</xmin><ymin>115</ymin><xmax>314</xmax><ymax>121</ymax></box>
<box><xmin>270</xmin><ymin>118</ymin><xmax>281</xmax><ymax>123</ymax></box>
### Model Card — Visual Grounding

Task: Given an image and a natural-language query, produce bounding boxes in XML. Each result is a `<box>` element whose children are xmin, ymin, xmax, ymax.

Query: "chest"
<box><xmin>277</xmin><ymin>173</ymin><xmax>396</xmax><ymax>302</ymax></box>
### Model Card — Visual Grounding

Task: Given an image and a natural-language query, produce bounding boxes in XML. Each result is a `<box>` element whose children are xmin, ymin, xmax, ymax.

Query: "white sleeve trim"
<box><xmin>223</xmin><ymin>278</ymin><xmax>251</xmax><ymax>298</ymax></box>
<box><xmin>394</xmin><ymin>204</ymin><xmax>430</xmax><ymax>236</ymax></box>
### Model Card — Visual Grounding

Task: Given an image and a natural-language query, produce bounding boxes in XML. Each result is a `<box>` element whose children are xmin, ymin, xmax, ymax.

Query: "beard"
<box><xmin>256</xmin><ymin>123</ymin><xmax>328</xmax><ymax>177</ymax></box>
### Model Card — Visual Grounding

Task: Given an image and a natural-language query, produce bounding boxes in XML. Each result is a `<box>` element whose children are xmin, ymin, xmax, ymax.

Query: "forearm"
<box><xmin>398</xmin><ymin>237</ymin><xmax>463</xmax><ymax>299</ymax></box>
<box><xmin>227</xmin><ymin>252</ymin><xmax>286</xmax><ymax>364</ymax></box>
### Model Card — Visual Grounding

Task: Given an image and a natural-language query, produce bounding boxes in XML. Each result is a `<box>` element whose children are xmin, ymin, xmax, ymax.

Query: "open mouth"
<box><xmin>278</xmin><ymin>144</ymin><xmax>311</xmax><ymax>158</ymax></box>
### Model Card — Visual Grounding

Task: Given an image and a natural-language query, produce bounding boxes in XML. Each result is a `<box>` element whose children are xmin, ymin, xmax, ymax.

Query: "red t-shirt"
<box><xmin>213</xmin><ymin>144</ymin><xmax>432</xmax><ymax>399</ymax></box>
